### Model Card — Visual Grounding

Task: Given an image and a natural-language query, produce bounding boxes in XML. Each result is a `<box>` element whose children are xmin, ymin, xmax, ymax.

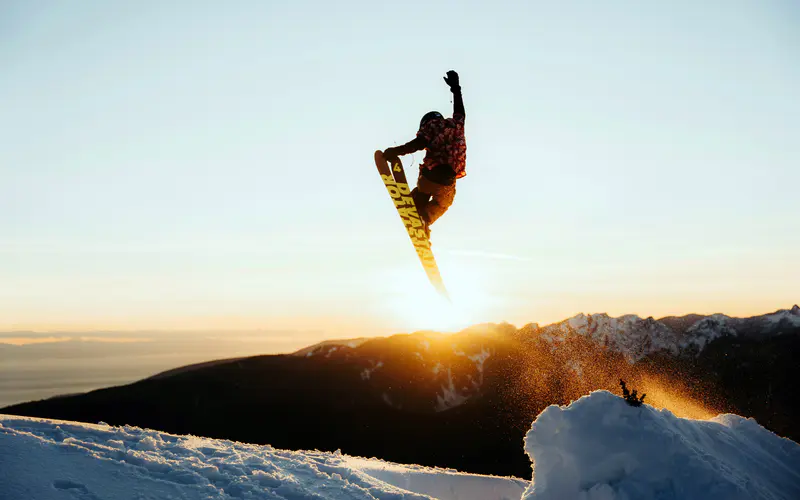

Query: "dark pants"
<box><xmin>411</xmin><ymin>174</ymin><xmax>456</xmax><ymax>225</ymax></box>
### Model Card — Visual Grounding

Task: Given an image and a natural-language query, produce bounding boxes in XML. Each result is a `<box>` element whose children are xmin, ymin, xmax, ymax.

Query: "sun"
<box><xmin>377</xmin><ymin>261</ymin><xmax>494</xmax><ymax>332</ymax></box>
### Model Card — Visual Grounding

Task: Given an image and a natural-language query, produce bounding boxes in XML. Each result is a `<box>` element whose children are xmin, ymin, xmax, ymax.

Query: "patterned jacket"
<box><xmin>416</xmin><ymin>114</ymin><xmax>466</xmax><ymax>181</ymax></box>
<box><xmin>384</xmin><ymin>86</ymin><xmax>466</xmax><ymax>186</ymax></box>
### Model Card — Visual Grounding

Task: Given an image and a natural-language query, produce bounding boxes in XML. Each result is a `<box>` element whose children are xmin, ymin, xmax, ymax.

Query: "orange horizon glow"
<box><xmin>0</xmin><ymin>336</ymin><xmax>72</xmax><ymax>346</ymax></box>
<box><xmin>1</xmin><ymin>298</ymin><xmax>796</xmax><ymax>336</ymax></box>
<box><xmin>0</xmin><ymin>336</ymin><xmax>155</xmax><ymax>346</ymax></box>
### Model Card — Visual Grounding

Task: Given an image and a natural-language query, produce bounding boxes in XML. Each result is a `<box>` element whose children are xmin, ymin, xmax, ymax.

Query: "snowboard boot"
<box><xmin>421</xmin><ymin>216</ymin><xmax>431</xmax><ymax>240</ymax></box>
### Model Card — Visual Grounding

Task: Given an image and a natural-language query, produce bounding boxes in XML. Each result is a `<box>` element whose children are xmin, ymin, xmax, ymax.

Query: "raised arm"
<box><xmin>444</xmin><ymin>70</ymin><xmax>464</xmax><ymax>119</ymax></box>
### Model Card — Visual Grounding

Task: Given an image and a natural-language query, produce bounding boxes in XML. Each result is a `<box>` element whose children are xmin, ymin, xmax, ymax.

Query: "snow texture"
<box><xmin>347</xmin><ymin>458</ymin><xmax>527</xmax><ymax>500</ymax></box>
<box><xmin>522</xmin><ymin>391</ymin><xmax>800</xmax><ymax>500</ymax></box>
<box><xmin>540</xmin><ymin>314</ymin><xmax>681</xmax><ymax>362</ymax></box>
<box><xmin>0</xmin><ymin>415</ymin><xmax>526</xmax><ymax>500</ymax></box>
<box><xmin>467</xmin><ymin>348</ymin><xmax>491</xmax><ymax>377</ymax></box>
<box><xmin>435</xmin><ymin>367</ymin><xmax>470</xmax><ymax>412</ymax></box>
<box><xmin>2</xmin><ymin>391</ymin><xmax>799</xmax><ymax>499</ymax></box>
<box><xmin>361</xmin><ymin>361</ymin><xmax>384</xmax><ymax>381</ymax></box>
<box><xmin>433</xmin><ymin>345</ymin><xmax>492</xmax><ymax>411</ymax></box>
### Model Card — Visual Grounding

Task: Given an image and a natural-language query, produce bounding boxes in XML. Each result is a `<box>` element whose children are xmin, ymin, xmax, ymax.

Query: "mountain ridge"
<box><xmin>3</xmin><ymin>305</ymin><xmax>798</xmax><ymax>478</ymax></box>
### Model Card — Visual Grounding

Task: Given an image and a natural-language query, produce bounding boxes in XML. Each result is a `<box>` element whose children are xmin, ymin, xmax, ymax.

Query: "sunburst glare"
<box><xmin>376</xmin><ymin>260</ymin><xmax>494</xmax><ymax>333</ymax></box>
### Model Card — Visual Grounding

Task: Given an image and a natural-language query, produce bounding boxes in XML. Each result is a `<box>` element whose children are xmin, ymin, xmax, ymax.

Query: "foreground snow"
<box><xmin>2</xmin><ymin>391</ymin><xmax>799</xmax><ymax>500</ymax></box>
<box><xmin>523</xmin><ymin>391</ymin><xmax>800</xmax><ymax>499</ymax></box>
<box><xmin>0</xmin><ymin>415</ymin><xmax>527</xmax><ymax>500</ymax></box>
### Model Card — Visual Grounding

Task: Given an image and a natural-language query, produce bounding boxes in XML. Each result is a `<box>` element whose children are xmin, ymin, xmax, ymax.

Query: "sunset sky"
<box><xmin>2</xmin><ymin>1</ymin><xmax>798</xmax><ymax>339</ymax></box>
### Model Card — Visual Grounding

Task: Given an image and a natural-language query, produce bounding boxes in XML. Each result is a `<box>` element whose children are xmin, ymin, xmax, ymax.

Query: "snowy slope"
<box><xmin>3</xmin><ymin>389</ymin><xmax>799</xmax><ymax>500</ymax></box>
<box><xmin>522</xmin><ymin>391</ymin><xmax>800</xmax><ymax>500</ymax></box>
<box><xmin>0</xmin><ymin>415</ymin><xmax>528</xmax><ymax>500</ymax></box>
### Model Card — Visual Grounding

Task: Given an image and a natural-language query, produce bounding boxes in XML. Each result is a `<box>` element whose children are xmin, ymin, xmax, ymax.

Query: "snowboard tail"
<box><xmin>374</xmin><ymin>150</ymin><xmax>448</xmax><ymax>298</ymax></box>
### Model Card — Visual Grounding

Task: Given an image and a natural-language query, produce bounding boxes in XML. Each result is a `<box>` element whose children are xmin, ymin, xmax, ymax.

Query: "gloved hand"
<box><xmin>383</xmin><ymin>148</ymin><xmax>399</xmax><ymax>161</ymax></box>
<box><xmin>443</xmin><ymin>70</ymin><xmax>460</xmax><ymax>90</ymax></box>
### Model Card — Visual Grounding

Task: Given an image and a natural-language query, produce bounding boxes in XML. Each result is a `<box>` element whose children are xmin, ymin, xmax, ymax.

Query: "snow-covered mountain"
<box><xmin>529</xmin><ymin>305</ymin><xmax>800</xmax><ymax>362</ymax></box>
<box><xmin>3</xmin><ymin>307</ymin><xmax>798</xmax><ymax>479</ymax></box>
<box><xmin>2</xmin><ymin>390</ymin><xmax>798</xmax><ymax>500</ymax></box>
<box><xmin>292</xmin><ymin>306</ymin><xmax>800</xmax><ymax>412</ymax></box>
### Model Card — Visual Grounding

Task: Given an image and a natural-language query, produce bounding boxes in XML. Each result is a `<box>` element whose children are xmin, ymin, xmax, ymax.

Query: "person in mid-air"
<box><xmin>383</xmin><ymin>70</ymin><xmax>466</xmax><ymax>237</ymax></box>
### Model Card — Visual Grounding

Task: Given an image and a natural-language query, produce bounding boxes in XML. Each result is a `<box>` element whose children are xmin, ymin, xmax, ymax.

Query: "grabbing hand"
<box><xmin>383</xmin><ymin>148</ymin><xmax>399</xmax><ymax>161</ymax></box>
<box><xmin>443</xmin><ymin>70</ymin><xmax>460</xmax><ymax>89</ymax></box>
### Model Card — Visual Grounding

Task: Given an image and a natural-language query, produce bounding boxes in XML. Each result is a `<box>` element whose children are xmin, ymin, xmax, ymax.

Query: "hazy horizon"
<box><xmin>0</xmin><ymin>329</ymin><xmax>321</xmax><ymax>408</ymax></box>
<box><xmin>2</xmin><ymin>302</ymin><xmax>798</xmax><ymax>410</ymax></box>
<box><xmin>2</xmin><ymin>303</ymin><xmax>797</xmax><ymax>408</ymax></box>
<box><xmin>2</xmin><ymin>302</ymin><xmax>798</xmax><ymax>338</ymax></box>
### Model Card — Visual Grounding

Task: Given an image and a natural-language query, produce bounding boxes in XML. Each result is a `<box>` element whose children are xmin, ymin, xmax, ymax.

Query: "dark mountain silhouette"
<box><xmin>3</xmin><ymin>307</ymin><xmax>799</xmax><ymax>479</ymax></box>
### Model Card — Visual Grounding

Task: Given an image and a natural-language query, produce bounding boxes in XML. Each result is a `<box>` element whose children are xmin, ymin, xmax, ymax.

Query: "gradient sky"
<box><xmin>2</xmin><ymin>1</ymin><xmax>798</xmax><ymax>338</ymax></box>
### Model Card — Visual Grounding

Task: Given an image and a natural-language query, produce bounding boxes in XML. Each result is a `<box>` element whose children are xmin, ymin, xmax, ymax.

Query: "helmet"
<box><xmin>419</xmin><ymin>111</ymin><xmax>443</xmax><ymax>129</ymax></box>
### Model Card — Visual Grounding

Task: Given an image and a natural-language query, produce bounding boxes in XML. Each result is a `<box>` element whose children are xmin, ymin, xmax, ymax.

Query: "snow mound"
<box><xmin>0</xmin><ymin>414</ymin><xmax>527</xmax><ymax>500</ymax></box>
<box><xmin>522</xmin><ymin>391</ymin><xmax>800</xmax><ymax>500</ymax></box>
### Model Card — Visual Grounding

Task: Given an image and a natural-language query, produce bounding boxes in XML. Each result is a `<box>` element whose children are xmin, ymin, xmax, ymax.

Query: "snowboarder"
<box><xmin>383</xmin><ymin>70</ymin><xmax>466</xmax><ymax>237</ymax></box>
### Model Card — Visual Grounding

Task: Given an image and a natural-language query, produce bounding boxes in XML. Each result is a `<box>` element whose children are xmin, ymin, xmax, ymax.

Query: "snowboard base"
<box><xmin>374</xmin><ymin>150</ymin><xmax>448</xmax><ymax>298</ymax></box>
